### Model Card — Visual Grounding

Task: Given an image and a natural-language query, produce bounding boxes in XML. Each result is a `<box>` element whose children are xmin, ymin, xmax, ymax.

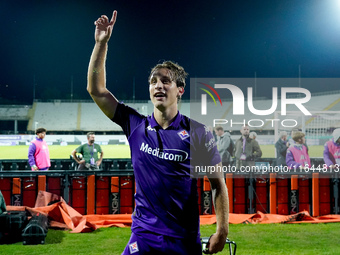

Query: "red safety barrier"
<box><xmin>95</xmin><ymin>176</ymin><xmax>110</xmax><ymax>215</ymax></box>
<box><xmin>312</xmin><ymin>173</ymin><xmax>319</xmax><ymax>216</ymax></box>
<box><xmin>277</xmin><ymin>177</ymin><xmax>289</xmax><ymax>215</ymax></box>
<box><xmin>319</xmin><ymin>177</ymin><xmax>331</xmax><ymax>215</ymax></box>
<box><xmin>233</xmin><ymin>177</ymin><xmax>246</xmax><ymax>214</ymax></box>
<box><xmin>255</xmin><ymin>175</ymin><xmax>268</xmax><ymax>213</ymax></box>
<box><xmin>120</xmin><ymin>176</ymin><xmax>134</xmax><ymax>214</ymax></box>
<box><xmin>299</xmin><ymin>178</ymin><xmax>310</xmax><ymax>214</ymax></box>
<box><xmin>71</xmin><ymin>176</ymin><xmax>87</xmax><ymax>215</ymax></box>
<box><xmin>22</xmin><ymin>177</ymin><xmax>36</xmax><ymax>208</ymax></box>
<box><xmin>270</xmin><ymin>174</ymin><xmax>277</xmax><ymax>214</ymax></box>
<box><xmin>0</xmin><ymin>178</ymin><xmax>11</xmax><ymax>206</ymax></box>
<box><xmin>46</xmin><ymin>177</ymin><xmax>63</xmax><ymax>197</ymax></box>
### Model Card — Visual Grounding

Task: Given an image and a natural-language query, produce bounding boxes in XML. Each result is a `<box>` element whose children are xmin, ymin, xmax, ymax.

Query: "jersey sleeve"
<box><xmin>191</xmin><ymin>123</ymin><xmax>221</xmax><ymax>167</ymax></box>
<box><xmin>112</xmin><ymin>102</ymin><xmax>145</xmax><ymax>138</ymax></box>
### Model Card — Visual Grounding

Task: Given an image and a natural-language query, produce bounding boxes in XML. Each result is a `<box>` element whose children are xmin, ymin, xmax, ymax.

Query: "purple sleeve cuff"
<box><xmin>323</xmin><ymin>144</ymin><xmax>333</xmax><ymax>166</ymax></box>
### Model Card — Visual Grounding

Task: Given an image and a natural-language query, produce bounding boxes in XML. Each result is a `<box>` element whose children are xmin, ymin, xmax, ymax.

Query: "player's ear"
<box><xmin>177</xmin><ymin>86</ymin><xmax>184</xmax><ymax>97</ymax></box>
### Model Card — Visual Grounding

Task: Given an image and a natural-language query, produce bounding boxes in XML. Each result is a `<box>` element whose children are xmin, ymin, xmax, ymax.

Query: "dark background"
<box><xmin>1</xmin><ymin>0</ymin><xmax>340</xmax><ymax>104</ymax></box>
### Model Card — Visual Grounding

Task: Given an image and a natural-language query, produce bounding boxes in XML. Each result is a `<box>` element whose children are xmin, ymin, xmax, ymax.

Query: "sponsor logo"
<box><xmin>140</xmin><ymin>142</ymin><xmax>188</xmax><ymax>162</ymax></box>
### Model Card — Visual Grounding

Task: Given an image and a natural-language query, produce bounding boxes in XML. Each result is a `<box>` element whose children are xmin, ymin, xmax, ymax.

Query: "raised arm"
<box><xmin>205</xmin><ymin>162</ymin><xmax>229</xmax><ymax>254</ymax></box>
<box><xmin>87</xmin><ymin>11</ymin><xmax>119</xmax><ymax>120</ymax></box>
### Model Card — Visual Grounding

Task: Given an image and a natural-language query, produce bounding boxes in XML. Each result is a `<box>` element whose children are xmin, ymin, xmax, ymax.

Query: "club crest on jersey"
<box><xmin>178</xmin><ymin>130</ymin><xmax>189</xmax><ymax>140</ymax></box>
<box><xmin>129</xmin><ymin>241</ymin><xmax>139</xmax><ymax>253</ymax></box>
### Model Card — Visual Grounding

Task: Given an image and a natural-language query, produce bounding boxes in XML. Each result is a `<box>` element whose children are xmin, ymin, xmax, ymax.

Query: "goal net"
<box><xmin>274</xmin><ymin>111</ymin><xmax>340</xmax><ymax>146</ymax></box>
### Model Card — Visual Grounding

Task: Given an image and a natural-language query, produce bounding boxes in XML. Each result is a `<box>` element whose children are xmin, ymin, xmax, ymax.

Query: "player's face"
<box><xmin>240</xmin><ymin>126</ymin><xmax>250</xmax><ymax>136</ymax></box>
<box><xmin>37</xmin><ymin>132</ymin><xmax>46</xmax><ymax>139</ymax></box>
<box><xmin>149</xmin><ymin>68</ymin><xmax>183</xmax><ymax>111</ymax></box>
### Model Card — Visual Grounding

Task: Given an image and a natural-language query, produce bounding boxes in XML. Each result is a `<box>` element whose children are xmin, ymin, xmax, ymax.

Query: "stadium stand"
<box><xmin>1</xmin><ymin>90</ymin><xmax>340</xmax><ymax>135</ymax></box>
<box><xmin>0</xmin><ymin>106</ymin><xmax>30</xmax><ymax>121</ymax></box>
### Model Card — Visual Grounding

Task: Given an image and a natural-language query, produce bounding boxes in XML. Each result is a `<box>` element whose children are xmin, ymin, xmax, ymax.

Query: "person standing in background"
<box><xmin>234</xmin><ymin>125</ymin><xmax>262</xmax><ymax>170</ymax></box>
<box><xmin>28</xmin><ymin>127</ymin><xmax>51</xmax><ymax>171</ymax></box>
<box><xmin>249</xmin><ymin>132</ymin><xmax>257</xmax><ymax>140</ymax></box>
<box><xmin>286</xmin><ymin>131</ymin><xmax>310</xmax><ymax>169</ymax></box>
<box><xmin>275</xmin><ymin>131</ymin><xmax>289</xmax><ymax>167</ymax></box>
<box><xmin>323</xmin><ymin>128</ymin><xmax>340</xmax><ymax>168</ymax></box>
<box><xmin>215</xmin><ymin>126</ymin><xmax>234</xmax><ymax>167</ymax></box>
<box><xmin>71</xmin><ymin>132</ymin><xmax>104</xmax><ymax>170</ymax></box>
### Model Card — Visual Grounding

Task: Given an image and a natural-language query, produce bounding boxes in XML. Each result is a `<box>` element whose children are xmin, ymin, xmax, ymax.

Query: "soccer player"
<box><xmin>323</xmin><ymin>128</ymin><xmax>340</xmax><ymax>168</ymax></box>
<box><xmin>286</xmin><ymin>131</ymin><xmax>310</xmax><ymax>169</ymax></box>
<box><xmin>87</xmin><ymin>11</ymin><xmax>229</xmax><ymax>254</ymax></box>
<box><xmin>28</xmin><ymin>127</ymin><xmax>51</xmax><ymax>171</ymax></box>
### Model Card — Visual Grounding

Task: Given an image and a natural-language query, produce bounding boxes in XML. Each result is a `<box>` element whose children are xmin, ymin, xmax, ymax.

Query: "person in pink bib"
<box><xmin>28</xmin><ymin>127</ymin><xmax>51</xmax><ymax>171</ymax></box>
<box><xmin>286</xmin><ymin>131</ymin><xmax>311</xmax><ymax>170</ymax></box>
<box><xmin>323</xmin><ymin>128</ymin><xmax>340</xmax><ymax>168</ymax></box>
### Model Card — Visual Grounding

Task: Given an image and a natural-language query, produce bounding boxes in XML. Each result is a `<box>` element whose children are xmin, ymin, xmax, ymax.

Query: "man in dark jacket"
<box><xmin>234</xmin><ymin>125</ymin><xmax>262</xmax><ymax>169</ymax></box>
<box><xmin>275</xmin><ymin>131</ymin><xmax>289</xmax><ymax>166</ymax></box>
<box><xmin>215</xmin><ymin>126</ymin><xmax>235</xmax><ymax>167</ymax></box>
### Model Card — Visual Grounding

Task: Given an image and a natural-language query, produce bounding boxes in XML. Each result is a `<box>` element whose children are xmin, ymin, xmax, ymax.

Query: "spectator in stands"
<box><xmin>249</xmin><ymin>132</ymin><xmax>257</xmax><ymax>140</ymax></box>
<box><xmin>28</xmin><ymin>127</ymin><xmax>51</xmax><ymax>171</ymax></box>
<box><xmin>234</xmin><ymin>125</ymin><xmax>262</xmax><ymax>169</ymax></box>
<box><xmin>286</xmin><ymin>131</ymin><xmax>310</xmax><ymax>169</ymax></box>
<box><xmin>323</xmin><ymin>128</ymin><xmax>340</xmax><ymax>168</ymax></box>
<box><xmin>275</xmin><ymin>131</ymin><xmax>289</xmax><ymax>166</ymax></box>
<box><xmin>215</xmin><ymin>126</ymin><xmax>234</xmax><ymax>167</ymax></box>
<box><xmin>71</xmin><ymin>132</ymin><xmax>103</xmax><ymax>170</ymax></box>
<box><xmin>86</xmin><ymin>11</ymin><xmax>229</xmax><ymax>254</ymax></box>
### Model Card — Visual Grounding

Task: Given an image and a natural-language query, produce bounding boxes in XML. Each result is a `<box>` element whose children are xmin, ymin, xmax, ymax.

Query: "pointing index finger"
<box><xmin>110</xmin><ymin>10</ymin><xmax>117</xmax><ymax>25</ymax></box>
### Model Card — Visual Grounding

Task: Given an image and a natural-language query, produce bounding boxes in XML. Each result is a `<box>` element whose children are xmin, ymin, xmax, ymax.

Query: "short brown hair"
<box><xmin>35</xmin><ymin>128</ymin><xmax>46</xmax><ymax>135</ymax></box>
<box><xmin>292</xmin><ymin>131</ymin><xmax>305</xmax><ymax>142</ymax></box>
<box><xmin>215</xmin><ymin>126</ymin><xmax>224</xmax><ymax>132</ymax></box>
<box><xmin>149</xmin><ymin>61</ymin><xmax>188</xmax><ymax>88</ymax></box>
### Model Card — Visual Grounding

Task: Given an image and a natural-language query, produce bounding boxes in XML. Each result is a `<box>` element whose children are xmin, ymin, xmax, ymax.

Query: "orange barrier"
<box><xmin>87</xmin><ymin>175</ymin><xmax>95</xmax><ymax>215</ymax></box>
<box><xmin>226</xmin><ymin>174</ymin><xmax>233</xmax><ymax>213</ymax></box>
<box><xmin>5</xmin><ymin>191</ymin><xmax>340</xmax><ymax>234</ymax></box>
<box><xmin>38</xmin><ymin>175</ymin><xmax>46</xmax><ymax>192</ymax></box>
<box><xmin>269</xmin><ymin>173</ymin><xmax>276</xmax><ymax>214</ymax></box>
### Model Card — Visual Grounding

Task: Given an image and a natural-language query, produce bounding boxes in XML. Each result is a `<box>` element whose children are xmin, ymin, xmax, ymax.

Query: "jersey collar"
<box><xmin>149</xmin><ymin>111</ymin><xmax>182</xmax><ymax>130</ymax></box>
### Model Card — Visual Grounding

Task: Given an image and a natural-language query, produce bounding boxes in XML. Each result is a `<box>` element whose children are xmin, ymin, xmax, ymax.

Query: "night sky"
<box><xmin>1</xmin><ymin>0</ymin><xmax>340</xmax><ymax>104</ymax></box>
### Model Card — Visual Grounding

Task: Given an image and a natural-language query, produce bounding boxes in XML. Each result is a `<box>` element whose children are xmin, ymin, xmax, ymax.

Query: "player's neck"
<box><xmin>153</xmin><ymin>106</ymin><xmax>178</xmax><ymax>129</ymax></box>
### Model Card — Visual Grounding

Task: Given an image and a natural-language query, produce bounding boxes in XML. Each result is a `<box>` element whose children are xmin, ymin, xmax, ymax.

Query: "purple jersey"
<box><xmin>113</xmin><ymin>103</ymin><xmax>220</xmax><ymax>238</ymax></box>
